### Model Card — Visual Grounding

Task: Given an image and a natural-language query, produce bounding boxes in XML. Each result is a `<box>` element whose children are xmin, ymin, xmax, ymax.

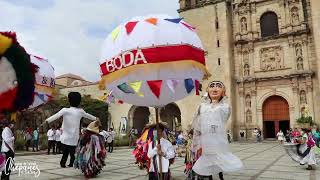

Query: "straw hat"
<box><xmin>86</xmin><ymin>120</ymin><xmax>102</xmax><ymax>134</ymax></box>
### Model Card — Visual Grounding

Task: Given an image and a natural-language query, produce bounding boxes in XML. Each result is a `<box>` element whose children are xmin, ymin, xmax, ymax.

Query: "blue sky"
<box><xmin>0</xmin><ymin>0</ymin><xmax>179</xmax><ymax>81</ymax></box>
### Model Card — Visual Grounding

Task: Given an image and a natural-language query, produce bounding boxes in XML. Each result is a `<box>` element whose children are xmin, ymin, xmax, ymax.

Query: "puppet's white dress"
<box><xmin>192</xmin><ymin>98</ymin><xmax>243</xmax><ymax>176</ymax></box>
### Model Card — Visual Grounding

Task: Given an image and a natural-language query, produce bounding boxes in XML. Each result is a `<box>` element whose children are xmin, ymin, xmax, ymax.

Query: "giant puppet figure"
<box><xmin>0</xmin><ymin>32</ymin><xmax>36</xmax><ymax>113</ymax></box>
<box><xmin>191</xmin><ymin>81</ymin><xmax>243</xmax><ymax>180</ymax></box>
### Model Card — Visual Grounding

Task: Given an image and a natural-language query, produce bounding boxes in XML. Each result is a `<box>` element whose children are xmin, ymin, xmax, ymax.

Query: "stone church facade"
<box><xmin>55</xmin><ymin>0</ymin><xmax>320</xmax><ymax>140</ymax></box>
<box><xmin>178</xmin><ymin>0</ymin><xmax>320</xmax><ymax>139</ymax></box>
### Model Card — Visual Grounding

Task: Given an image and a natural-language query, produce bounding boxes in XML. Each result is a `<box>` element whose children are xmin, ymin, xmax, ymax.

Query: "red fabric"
<box><xmin>147</xmin><ymin>80</ymin><xmax>162</xmax><ymax>99</ymax></box>
<box><xmin>181</xmin><ymin>22</ymin><xmax>196</xmax><ymax>31</ymax></box>
<box><xmin>0</xmin><ymin>88</ymin><xmax>18</xmax><ymax>111</ymax></box>
<box><xmin>118</xmin><ymin>100</ymin><xmax>124</xmax><ymax>104</ymax></box>
<box><xmin>125</xmin><ymin>21</ymin><xmax>139</xmax><ymax>34</ymax></box>
<box><xmin>195</xmin><ymin>80</ymin><xmax>200</xmax><ymax>95</ymax></box>
<box><xmin>100</xmin><ymin>44</ymin><xmax>205</xmax><ymax>75</ymax></box>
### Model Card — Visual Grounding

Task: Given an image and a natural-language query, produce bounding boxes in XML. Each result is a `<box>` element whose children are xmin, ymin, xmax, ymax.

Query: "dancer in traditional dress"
<box><xmin>45</xmin><ymin>92</ymin><xmax>98</xmax><ymax>168</ymax></box>
<box><xmin>284</xmin><ymin>128</ymin><xmax>318</xmax><ymax>170</ymax></box>
<box><xmin>132</xmin><ymin>122</ymin><xmax>175</xmax><ymax>179</ymax></box>
<box><xmin>191</xmin><ymin>81</ymin><xmax>243</xmax><ymax>180</ymax></box>
<box><xmin>74</xmin><ymin>120</ymin><xmax>106</xmax><ymax>178</ymax></box>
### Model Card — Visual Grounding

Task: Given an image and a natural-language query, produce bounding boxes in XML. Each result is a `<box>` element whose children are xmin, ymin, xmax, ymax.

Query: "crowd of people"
<box><xmin>1</xmin><ymin>81</ymin><xmax>319</xmax><ymax>179</ymax></box>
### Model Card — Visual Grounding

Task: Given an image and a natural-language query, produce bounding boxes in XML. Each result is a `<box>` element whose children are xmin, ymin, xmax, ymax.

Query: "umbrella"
<box><xmin>99</xmin><ymin>14</ymin><xmax>209</xmax><ymax>177</ymax></box>
<box><xmin>29</xmin><ymin>55</ymin><xmax>55</xmax><ymax>108</ymax></box>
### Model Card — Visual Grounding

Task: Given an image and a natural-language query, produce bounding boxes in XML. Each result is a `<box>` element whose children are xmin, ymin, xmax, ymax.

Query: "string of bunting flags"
<box><xmin>106</xmin><ymin>79</ymin><xmax>201</xmax><ymax>104</ymax></box>
<box><xmin>110</xmin><ymin>17</ymin><xmax>193</xmax><ymax>42</ymax></box>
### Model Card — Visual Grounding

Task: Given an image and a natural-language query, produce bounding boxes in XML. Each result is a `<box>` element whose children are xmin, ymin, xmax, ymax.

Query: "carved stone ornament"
<box><xmin>240</xmin><ymin>17</ymin><xmax>247</xmax><ymax>33</ymax></box>
<box><xmin>244</xmin><ymin>64</ymin><xmax>250</xmax><ymax>76</ymax></box>
<box><xmin>260</xmin><ymin>46</ymin><xmax>284</xmax><ymax>71</ymax></box>
<box><xmin>246</xmin><ymin>109</ymin><xmax>252</xmax><ymax>123</ymax></box>
<box><xmin>295</xmin><ymin>43</ymin><xmax>303</xmax><ymax>57</ymax></box>
<box><xmin>291</xmin><ymin>7</ymin><xmax>299</xmax><ymax>25</ymax></box>
<box><xmin>300</xmin><ymin>90</ymin><xmax>307</xmax><ymax>104</ymax></box>
<box><xmin>297</xmin><ymin>57</ymin><xmax>304</xmax><ymax>70</ymax></box>
<box><xmin>245</xmin><ymin>94</ymin><xmax>251</xmax><ymax>107</ymax></box>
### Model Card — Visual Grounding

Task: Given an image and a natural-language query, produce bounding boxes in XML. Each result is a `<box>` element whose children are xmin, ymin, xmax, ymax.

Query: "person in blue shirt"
<box><xmin>32</xmin><ymin>127</ymin><xmax>39</xmax><ymax>152</ymax></box>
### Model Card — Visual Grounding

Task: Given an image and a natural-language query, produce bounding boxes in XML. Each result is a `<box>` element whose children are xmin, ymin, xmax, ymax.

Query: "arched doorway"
<box><xmin>131</xmin><ymin>106</ymin><xmax>150</xmax><ymax>135</ymax></box>
<box><xmin>160</xmin><ymin>103</ymin><xmax>181</xmax><ymax>131</ymax></box>
<box><xmin>263</xmin><ymin>96</ymin><xmax>290</xmax><ymax>138</ymax></box>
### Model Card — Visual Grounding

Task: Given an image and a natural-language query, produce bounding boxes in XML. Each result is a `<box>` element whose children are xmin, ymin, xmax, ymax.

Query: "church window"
<box><xmin>260</xmin><ymin>12</ymin><xmax>279</xmax><ymax>38</ymax></box>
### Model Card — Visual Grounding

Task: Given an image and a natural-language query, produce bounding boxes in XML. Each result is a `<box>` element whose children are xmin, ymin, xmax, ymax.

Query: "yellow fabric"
<box><xmin>129</xmin><ymin>81</ymin><xmax>144</xmax><ymax>97</ymax></box>
<box><xmin>0</xmin><ymin>34</ymin><xmax>13</xmax><ymax>54</ymax></box>
<box><xmin>10</xmin><ymin>113</ymin><xmax>17</xmax><ymax>122</ymax></box>
<box><xmin>35</xmin><ymin>84</ymin><xmax>56</xmax><ymax>95</ymax></box>
<box><xmin>99</xmin><ymin>60</ymin><xmax>211</xmax><ymax>88</ymax></box>
<box><xmin>139</xmin><ymin>129</ymin><xmax>149</xmax><ymax>143</ymax></box>
<box><xmin>111</xmin><ymin>26</ymin><xmax>121</xmax><ymax>41</ymax></box>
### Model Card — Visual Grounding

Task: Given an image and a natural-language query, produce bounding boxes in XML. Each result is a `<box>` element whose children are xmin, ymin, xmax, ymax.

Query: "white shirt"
<box><xmin>110</xmin><ymin>131</ymin><xmax>116</xmax><ymax>140</ymax></box>
<box><xmin>1</xmin><ymin>127</ymin><xmax>14</xmax><ymax>152</ymax></box>
<box><xmin>47</xmin><ymin>129</ymin><xmax>55</xmax><ymax>141</ymax></box>
<box><xmin>99</xmin><ymin>130</ymin><xmax>110</xmax><ymax>140</ymax></box>
<box><xmin>46</xmin><ymin>107</ymin><xmax>97</xmax><ymax>146</ymax></box>
<box><xmin>147</xmin><ymin>138</ymin><xmax>175</xmax><ymax>173</ymax></box>
<box><xmin>55</xmin><ymin>129</ymin><xmax>62</xmax><ymax>142</ymax></box>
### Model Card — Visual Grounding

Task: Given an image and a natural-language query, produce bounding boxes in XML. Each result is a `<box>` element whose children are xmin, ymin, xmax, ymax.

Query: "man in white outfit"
<box><xmin>45</xmin><ymin>92</ymin><xmax>97</xmax><ymax>168</ymax></box>
<box><xmin>147</xmin><ymin>124</ymin><xmax>175</xmax><ymax>180</ymax></box>
<box><xmin>1</xmin><ymin>120</ymin><xmax>15</xmax><ymax>180</ymax></box>
<box><xmin>55</xmin><ymin>127</ymin><xmax>62</xmax><ymax>154</ymax></box>
<box><xmin>47</xmin><ymin>125</ymin><xmax>56</xmax><ymax>155</ymax></box>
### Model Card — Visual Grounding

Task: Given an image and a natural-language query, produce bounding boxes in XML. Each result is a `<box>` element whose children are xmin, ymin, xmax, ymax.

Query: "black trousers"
<box><xmin>56</xmin><ymin>141</ymin><xmax>62</xmax><ymax>154</ymax></box>
<box><xmin>25</xmin><ymin>140</ymin><xmax>31</xmax><ymax>151</ymax></box>
<box><xmin>32</xmin><ymin>140</ymin><xmax>39</xmax><ymax>151</ymax></box>
<box><xmin>48</xmin><ymin>140</ymin><xmax>56</xmax><ymax>154</ymax></box>
<box><xmin>108</xmin><ymin>140</ymin><xmax>114</xmax><ymax>153</ymax></box>
<box><xmin>60</xmin><ymin>144</ymin><xmax>76</xmax><ymax>167</ymax></box>
<box><xmin>1</xmin><ymin>150</ymin><xmax>15</xmax><ymax>180</ymax></box>
<box><xmin>148</xmin><ymin>172</ymin><xmax>170</xmax><ymax>180</ymax></box>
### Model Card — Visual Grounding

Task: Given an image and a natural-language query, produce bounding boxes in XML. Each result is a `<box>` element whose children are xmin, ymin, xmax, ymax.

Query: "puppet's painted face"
<box><xmin>0</xmin><ymin>56</ymin><xmax>18</xmax><ymax>110</ymax></box>
<box><xmin>207</xmin><ymin>82</ymin><xmax>225</xmax><ymax>101</ymax></box>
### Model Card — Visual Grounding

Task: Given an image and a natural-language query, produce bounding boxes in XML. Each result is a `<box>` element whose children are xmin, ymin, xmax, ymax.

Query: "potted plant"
<box><xmin>296</xmin><ymin>116</ymin><xmax>313</xmax><ymax>128</ymax></box>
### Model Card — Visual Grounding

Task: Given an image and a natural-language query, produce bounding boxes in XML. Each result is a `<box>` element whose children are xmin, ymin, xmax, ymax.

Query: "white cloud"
<box><xmin>0</xmin><ymin>0</ymin><xmax>179</xmax><ymax>81</ymax></box>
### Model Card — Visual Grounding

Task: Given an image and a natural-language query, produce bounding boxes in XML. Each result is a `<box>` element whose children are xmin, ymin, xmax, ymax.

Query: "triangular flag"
<box><xmin>38</xmin><ymin>93</ymin><xmax>45</xmax><ymax>102</ymax></box>
<box><xmin>125</xmin><ymin>21</ymin><xmax>138</xmax><ymax>34</ymax></box>
<box><xmin>181</xmin><ymin>21</ymin><xmax>196</xmax><ymax>31</ymax></box>
<box><xmin>195</xmin><ymin>80</ymin><xmax>200</xmax><ymax>95</ymax></box>
<box><xmin>164</xmin><ymin>18</ymin><xmax>183</xmax><ymax>24</ymax></box>
<box><xmin>145</xmin><ymin>18</ymin><xmax>158</xmax><ymax>25</ymax></box>
<box><xmin>129</xmin><ymin>81</ymin><xmax>144</xmax><ymax>97</ymax></box>
<box><xmin>10</xmin><ymin>112</ymin><xmax>17</xmax><ymax>122</ymax></box>
<box><xmin>117</xmin><ymin>83</ymin><xmax>135</xmax><ymax>93</ymax></box>
<box><xmin>185</xmin><ymin>79</ymin><xmax>194</xmax><ymax>94</ymax></box>
<box><xmin>111</xmin><ymin>26</ymin><xmax>121</xmax><ymax>41</ymax></box>
<box><xmin>147</xmin><ymin>80</ymin><xmax>163</xmax><ymax>99</ymax></box>
<box><xmin>167</xmin><ymin>80</ymin><xmax>178</xmax><ymax>93</ymax></box>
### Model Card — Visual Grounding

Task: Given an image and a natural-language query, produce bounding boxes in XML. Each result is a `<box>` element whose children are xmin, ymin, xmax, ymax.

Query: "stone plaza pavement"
<box><xmin>11</xmin><ymin>142</ymin><xmax>320</xmax><ymax>180</ymax></box>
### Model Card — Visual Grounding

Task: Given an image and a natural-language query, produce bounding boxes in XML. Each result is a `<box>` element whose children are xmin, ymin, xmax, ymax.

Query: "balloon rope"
<box><xmin>155</xmin><ymin>107</ymin><xmax>163</xmax><ymax>179</ymax></box>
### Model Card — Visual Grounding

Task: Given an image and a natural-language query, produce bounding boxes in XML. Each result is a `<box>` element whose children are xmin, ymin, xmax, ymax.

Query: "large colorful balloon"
<box><xmin>0</xmin><ymin>32</ymin><xmax>36</xmax><ymax>112</ymax></box>
<box><xmin>29</xmin><ymin>55</ymin><xmax>55</xmax><ymax>108</ymax></box>
<box><xmin>99</xmin><ymin>15</ymin><xmax>209</xmax><ymax>107</ymax></box>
